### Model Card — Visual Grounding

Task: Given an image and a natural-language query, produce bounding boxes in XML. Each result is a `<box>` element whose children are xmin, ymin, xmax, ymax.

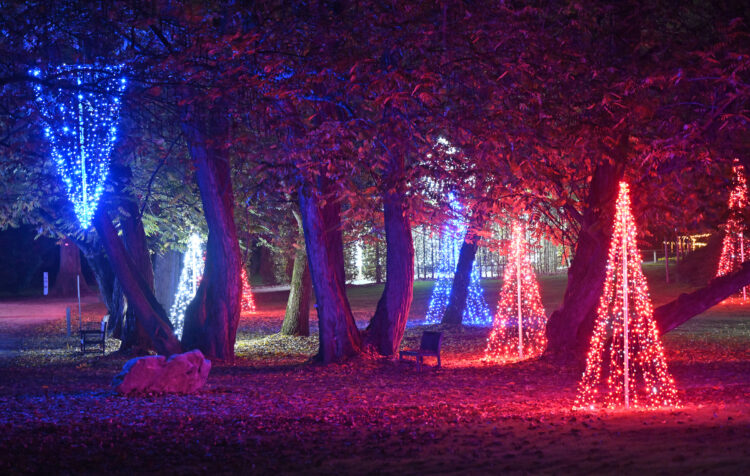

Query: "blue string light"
<box><xmin>424</xmin><ymin>194</ymin><xmax>491</xmax><ymax>326</ymax></box>
<box><xmin>30</xmin><ymin>64</ymin><xmax>127</xmax><ymax>228</ymax></box>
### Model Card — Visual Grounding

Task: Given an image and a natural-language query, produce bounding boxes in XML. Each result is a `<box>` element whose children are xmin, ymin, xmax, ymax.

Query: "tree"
<box><xmin>715</xmin><ymin>161</ymin><xmax>749</xmax><ymax>300</ymax></box>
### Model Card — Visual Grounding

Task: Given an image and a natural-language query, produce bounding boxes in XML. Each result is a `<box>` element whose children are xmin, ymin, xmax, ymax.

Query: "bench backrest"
<box><xmin>420</xmin><ymin>331</ymin><xmax>443</xmax><ymax>352</ymax></box>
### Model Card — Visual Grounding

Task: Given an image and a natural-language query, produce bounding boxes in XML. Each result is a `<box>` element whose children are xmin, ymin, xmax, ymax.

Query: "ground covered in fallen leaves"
<box><xmin>1</xmin><ymin>266</ymin><xmax>749</xmax><ymax>474</ymax></box>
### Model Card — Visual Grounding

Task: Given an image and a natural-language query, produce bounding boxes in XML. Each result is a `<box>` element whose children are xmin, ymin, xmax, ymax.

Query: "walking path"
<box><xmin>0</xmin><ymin>295</ymin><xmax>101</xmax><ymax>355</ymax></box>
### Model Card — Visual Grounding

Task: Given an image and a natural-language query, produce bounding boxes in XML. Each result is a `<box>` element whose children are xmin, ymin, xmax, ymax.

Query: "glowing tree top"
<box><xmin>169</xmin><ymin>234</ymin><xmax>204</xmax><ymax>339</ymax></box>
<box><xmin>483</xmin><ymin>222</ymin><xmax>547</xmax><ymax>362</ymax></box>
<box><xmin>31</xmin><ymin>64</ymin><xmax>127</xmax><ymax>228</ymax></box>
<box><xmin>575</xmin><ymin>182</ymin><xmax>680</xmax><ymax>410</ymax></box>
<box><xmin>716</xmin><ymin>161</ymin><xmax>748</xmax><ymax>298</ymax></box>
<box><xmin>424</xmin><ymin>194</ymin><xmax>491</xmax><ymax>326</ymax></box>
<box><xmin>241</xmin><ymin>268</ymin><xmax>256</xmax><ymax>313</ymax></box>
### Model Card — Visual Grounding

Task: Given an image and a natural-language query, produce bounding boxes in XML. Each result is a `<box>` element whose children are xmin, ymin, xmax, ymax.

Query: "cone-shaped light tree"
<box><xmin>716</xmin><ymin>161</ymin><xmax>749</xmax><ymax>301</ymax></box>
<box><xmin>483</xmin><ymin>222</ymin><xmax>547</xmax><ymax>362</ymax></box>
<box><xmin>169</xmin><ymin>234</ymin><xmax>204</xmax><ymax>339</ymax></box>
<box><xmin>575</xmin><ymin>182</ymin><xmax>680</xmax><ymax>410</ymax></box>
<box><xmin>240</xmin><ymin>267</ymin><xmax>257</xmax><ymax>313</ymax></box>
<box><xmin>425</xmin><ymin>195</ymin><xmax>491</xmax><ymax>326</ymax></box>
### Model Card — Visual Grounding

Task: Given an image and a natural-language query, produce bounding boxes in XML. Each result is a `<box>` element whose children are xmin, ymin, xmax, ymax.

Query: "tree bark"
<box><xmin>442</xmin><ymin>214</ymin><xmax>483</xmax><ymax>326</ymax></box>
<box><xmin>655</xmin><ymin>260</ymin><xmax>750</xmax><ymax>333</ymax></box>
<box><xmin>299</xmin><ymin>182</ymin><xmax>361</xmax><ymax>363</ymax></box>
<box><xmin>545</xmin><ymin>158</ymin><xmax>626</xmax><ymax>361</ymax></box>
<box><xmin>364</xmin><ymin>187</ymin><xmax>415</xmax><ymax>355</ymax></box>
<box><xmin>153</xmin><ymin>249</ymin><xmax>182</xmax><ymax>313</ymax></box>
<box><xmin>281</xmin><ymin>210</ymin><xmax>312</xmax><ymax>336</ymax></box>
<box><xmin>93</xmin><ymin>210</ymin><xmax>182</xmax><ymax>356</ymax></box>
<box><xmin>180</xmin><ymin>109</ymin><xmax>243</xmax><ymax>361</ymax></box>
<box><xmin>49</xmin><ymin>237</ymin><xmax>89</xmax><ymax>297</ymax></box>
<box><xmin>78</xmin><ymin>241</ymin><xmax>124</xmax><ymax>337</ymax></box>
<box><xmin>118</xmin><ymin>193</ymin><xmax>155</xmax><ymax>353</ymax></box>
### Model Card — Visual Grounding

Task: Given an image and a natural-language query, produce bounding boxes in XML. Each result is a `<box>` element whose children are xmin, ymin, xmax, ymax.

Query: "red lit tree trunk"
<box><xmin>49</xmin><ymin>237</ymin><xmax>89</xmax><ymax>297</ymax></box>
<box><xmin>299</xmin><ymin>181</ymin><xmax>362</xmax><ymax>363</ymax></box>
<box><xmin>281</xmin><ymin>210</ymin><xmax>311</xmax><ymax>336</ymax></box>
<box><xmin>545</xmin><ymin>158</ymin><xmax>626</xmax><ymax>361</ymax></box>
<box><xmin>180</xmin><ymin>109</ymin><xmax>243</xmax><ymax>361</ymax></box>
<box><xmin>93</xmin><ymin>210</ymin><xmax>182</xmax><ymax>356</ymax></box>
<box><xmin>364</xmin><ymin>185</ymin><xmax>415</xmax><ymax>355</ymax></box>
<box><xmin>655</xmin><ymin>261</ymin><xmax>750</xmax><ymax>333</ymax></box>
<box><xmin>442</xmin><ymin>215</ymin><xmax>482</xmax><ymax>326</ymax></box>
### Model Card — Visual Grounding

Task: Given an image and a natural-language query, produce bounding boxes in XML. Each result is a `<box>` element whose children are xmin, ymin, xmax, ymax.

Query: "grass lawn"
<box><xmin>0</xmin><ymin>265</ymin><xmax>748</xmax><ymax>474</ymax></box>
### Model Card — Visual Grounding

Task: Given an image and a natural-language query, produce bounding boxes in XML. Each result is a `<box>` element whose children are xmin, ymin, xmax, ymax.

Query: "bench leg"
<box><xmin>437</xmin><ymin>354</ymin><xmax>441</xmax><ymax>369</ymax></box>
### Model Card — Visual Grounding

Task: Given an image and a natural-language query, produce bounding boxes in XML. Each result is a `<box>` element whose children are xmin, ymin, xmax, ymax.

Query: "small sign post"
<box><xmin>43</xmin><ymin>272</ymin><xmax>48</xmax><ymax>296</ymax></box>
<box><xmin>77</xmin><ymin>275</ymin><xmax>82</xmax><ymax>332</ymax></box>
<box><xmin>65</xmin><ymin>307</ymin><xmax>71</xmax><ymax>338</ymax></box>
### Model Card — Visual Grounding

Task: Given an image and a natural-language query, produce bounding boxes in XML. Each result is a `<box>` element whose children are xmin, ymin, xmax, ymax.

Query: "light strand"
<box><xmin>169</xmin><ymin>234</ymin><xmax>204</xmax><ymax>339</ymax></box>
<box><xmin>574</xmin><ymin>182</ymin><xmax>680</xmax><ymax>410</ymax></box>
<box><xmin>483</xmin><ymin>222</ymin><xmax>547</xmax><ymax>362</ymax></box>
<box><xmin>31</xmin><ymin>64</ymin><xmax>127</xmax><ymax>228</ymax></box>
<box><xmin>716</xmin><ymin>160</ymin><xmax>748</xmax><ymax>301</ymax></box>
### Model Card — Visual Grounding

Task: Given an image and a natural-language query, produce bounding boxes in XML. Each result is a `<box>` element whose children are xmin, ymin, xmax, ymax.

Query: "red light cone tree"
<box><xmin>716</xmin><ymin>161</ymin><xmax>749</xmax><ymax>301</ymax></box>
<box><xmin>483</xmin><ymin>222</ymin><xmax>547</xmax><ymax>362</ymax></box>
<box><xmin>575</xmin><ymin>182</ymin><xmax>680</xmax><ymax>410</ymax></box>
<box><xmin>241</xmin><ymin>267</ymin><xmax>257</xmax><ymax>313</ymax></box>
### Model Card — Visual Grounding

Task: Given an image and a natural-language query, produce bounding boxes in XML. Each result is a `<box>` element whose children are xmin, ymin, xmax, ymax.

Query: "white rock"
<box><xmin>112</xmin><ymin>349</ymin><xmax>211</xmax><ymax>394</ymax></box>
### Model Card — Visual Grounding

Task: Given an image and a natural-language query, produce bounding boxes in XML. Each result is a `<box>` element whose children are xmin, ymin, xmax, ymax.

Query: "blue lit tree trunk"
<box><xmin>364</xmin><ymin>178</ymin><xmax>415</xmax><ymax>356</ymax></box>
<box><xmin>180</xmin><ymin>108</ymin><xmax>243</xmax><ymax>361</ymax></box>
<box><xmin>299</xmin><ymin>180</ymin><xmax>362</xmax><ymax>363</ymax></box>
<box><xmin>442</xmin><ymin>214</ymin><xmax>482</xmax><ymax>325</ymax></box>
<box><xmin>93</xmin><ymin>209</ymin><xmax>182</xmax><ymax>356</ymax></box>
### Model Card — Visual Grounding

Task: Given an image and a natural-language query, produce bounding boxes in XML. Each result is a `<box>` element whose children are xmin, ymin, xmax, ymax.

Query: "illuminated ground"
<box><xmin>0</xmin><ymin>267</ymin><xmax>748</xmax><ymax>474</ymax></box>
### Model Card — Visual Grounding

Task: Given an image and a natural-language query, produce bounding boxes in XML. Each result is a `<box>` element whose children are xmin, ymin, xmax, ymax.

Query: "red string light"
<box><xmin>241</xmin><ymin>268</ymin><xmax>256</xmax><ymax>313</ymax></box>
<box><xmin>483</xmin><ymin>222</ymin><xmax>547</xmax><ymax>363</ymax></box>
<box><xmin>574</xmin><ymin>182</ymin><xmax>680</xmax><ymax>410</ymax></box>
<box><xmin>716</xmin><ymin>161</ymin><xmax>748</xmax><ymax>301</ymax></box>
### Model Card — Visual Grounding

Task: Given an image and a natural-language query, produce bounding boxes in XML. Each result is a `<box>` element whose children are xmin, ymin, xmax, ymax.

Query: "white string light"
<box><xmin>169</xmin><ymin>234</ymin><xmax>204</xmax><ymax>339</ymax></box>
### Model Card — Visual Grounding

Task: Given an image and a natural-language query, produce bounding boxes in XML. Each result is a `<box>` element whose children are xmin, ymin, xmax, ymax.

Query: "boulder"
<box><xmin>112</xmin><ymin>349</ymin><xmax>211</xmax><ymax>394</ymax></box>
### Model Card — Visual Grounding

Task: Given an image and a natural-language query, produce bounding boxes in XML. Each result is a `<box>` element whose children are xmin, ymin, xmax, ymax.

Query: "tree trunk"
<box><xmin>78</xmin><ymin>241</ymin><xmax>124</xmax><ymax>337</ymax></box>
<box><xmin>364</xmin><ymin>188</ymin><xmax>415</xmax><ymax>355</ymax></box>
<box><xmin>544</xmin><ymin>158</ymin><xmax>626</xmax><ymax>361</ymax></box>
<box><xmin>281</xmin><ymin>210</ymin><xmax>312</xmax><ymax>336</ymax></box>
<box><xmin>49</xmin><ymin>237</ymin><xmax>89</xmax><ymax>297</ymax></box>
<box><xmin>153</xmin><ymin>249</ymin><xmax>183</xmax><ymax>313</ymax></box>
<box><xmin>118</xmin><ymin>194</ymin><xmax>155</xmax><ymax>353</ymax></box>
<box><xmin>93</xmin><ymin>210</ymin><xmax>182</xmax><ymax>356</ymax></box>
<box><xmin>180</xmin><ymin>109</ymin><xmax>243</xmax><ymax>361</ymax></box>
<box><xmin>299</xmin><ymin>182</ymin><xmax>361</xmax><ymax>363</ymax></box>
<box><xmin>655</xmin><ymin>260</ymin><xmax>750</xmax><ymax>333</ymax></box>
<box><xmin>442</xmin><ymin>214</ymin><xmax>483</xmax><ymax>326</ymax></box>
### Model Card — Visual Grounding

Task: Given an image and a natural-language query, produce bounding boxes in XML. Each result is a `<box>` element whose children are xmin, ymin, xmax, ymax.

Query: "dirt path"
<box><xmin>0</xmin><ymin>295</ymin><xmax>102</xmax><ymax>355</ymax></box>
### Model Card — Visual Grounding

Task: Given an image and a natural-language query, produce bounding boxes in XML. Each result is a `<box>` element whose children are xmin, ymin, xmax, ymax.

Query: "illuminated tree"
<box><xmin>716</xmin><ymin>161</ymin><xmax>749</xmax><ymax>301</ymax></box>
<box><xmin>575</xmin><ymin>183</ymin><xmax>680</xmax><ymax>410</ymax></box>
<box><xmin>425</xmin><ymin>195</ymin><xmax>491</xmax><ymax>326</ymax></box>
<box><xmin>483</xmin><ymin>222</ymin><xmax>547</xmax><ymax>362</ymax></box>
<box><xmin>240</xmin><ymin>267</ymin><xmax>256</xmax><ymax>313</ymax></box>
<box><xmin>169</xmin><ymin>234</ymin><xmax>204</xmax><ymax>339</ymax></box>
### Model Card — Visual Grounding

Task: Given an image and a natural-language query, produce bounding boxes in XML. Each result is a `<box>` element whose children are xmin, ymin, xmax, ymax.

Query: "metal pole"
<box><xmin>741</xmin><ymin>232</ymin><xmax>746</xmax><ymax>302</ymax></box>
<box><xmin>664</xmin><ymin>240</ymin><xmax>670</xmax><ymax>284</ymax></box>
<box><xmin>77</xmin><ymin>275</ymin><xmax>82</xmax><ymax>332</ymax></box>
<box><xmin>517</xmin><ymin>236</ymin><xmax>523</xmax><ymax>360</ymax></box>
<box><xmin>653</xmin><ymin>250</ymin><xmax>657</xmax><ymax>263</ymax></box>
<box><xmin>623</xmin><ymin>222</ymin><xmax>629</xmax><ymax>409</ymax></box>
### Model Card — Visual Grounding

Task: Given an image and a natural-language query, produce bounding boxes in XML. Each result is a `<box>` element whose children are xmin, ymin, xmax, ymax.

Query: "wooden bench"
<box><xmin>399</xmin><ymin>331</ymin><xmax>443</xmax><ymax>371</ymax></box>
<box><xmin>80</xmin><ymin>315</ymin><xmax>108</xmax><ymax>354</ymax></box>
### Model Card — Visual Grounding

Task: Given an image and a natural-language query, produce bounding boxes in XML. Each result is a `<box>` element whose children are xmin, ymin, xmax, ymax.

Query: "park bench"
<box><xmin>399</xmin><ymin>331</ymin><xmax>443</xmax><ymax>371</ymax></box>
<box><xmin>80</xmin><ymin>314</ymin><xmax>108</xmax><ymax>354</ymax></box>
